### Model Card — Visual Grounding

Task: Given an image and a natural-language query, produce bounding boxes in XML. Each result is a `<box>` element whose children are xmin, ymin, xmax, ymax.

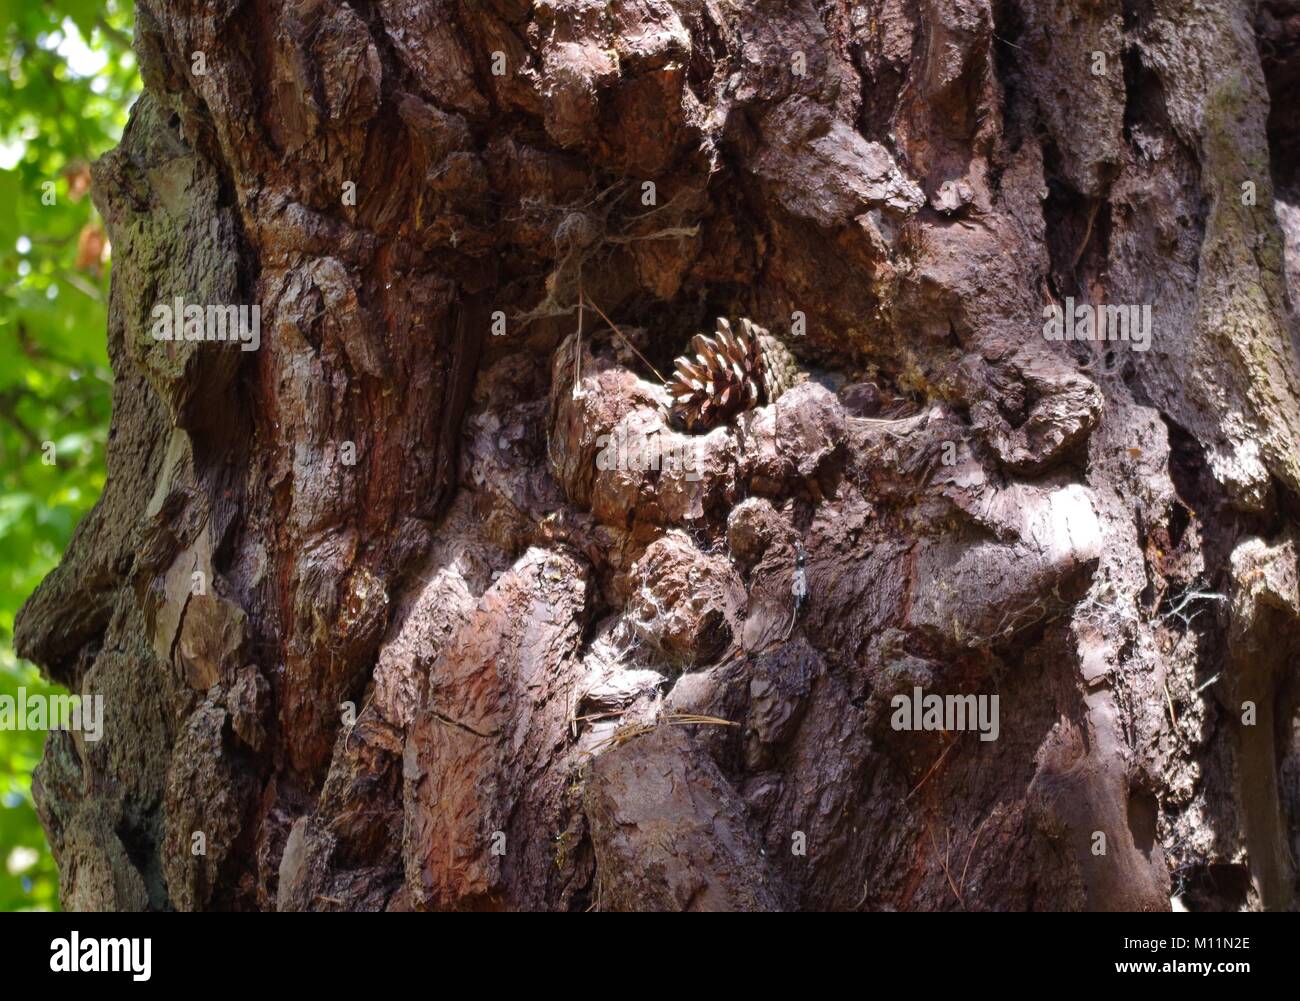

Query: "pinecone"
<box><xmin>665</xmin><ymin>318</ymin><xmax>801</xmax><ymax>432</ymax></box>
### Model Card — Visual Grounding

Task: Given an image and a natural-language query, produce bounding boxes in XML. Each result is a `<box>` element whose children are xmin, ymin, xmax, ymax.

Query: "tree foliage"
<box><xmin>0</xmin><ymin>0</ymin><xmax>137</xmax><ymax>911</ymax></box>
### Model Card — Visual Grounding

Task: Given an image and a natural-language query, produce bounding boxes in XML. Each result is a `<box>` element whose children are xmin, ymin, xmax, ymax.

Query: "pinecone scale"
<box><xmin>665</xmin><ymin>318</ymin><xmax>800</xmax><ymax>432</ymax></box>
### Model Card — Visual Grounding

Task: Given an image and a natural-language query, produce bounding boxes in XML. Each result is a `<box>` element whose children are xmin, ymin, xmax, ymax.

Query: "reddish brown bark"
<box><xmin>15</xmin><ymin>0</ymin><xmax>1300</xmax><ymax>911</ymax></box>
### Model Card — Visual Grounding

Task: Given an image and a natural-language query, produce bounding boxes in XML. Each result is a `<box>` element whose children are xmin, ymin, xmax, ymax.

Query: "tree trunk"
<box><xmin>15</xmin><ymin>0</ymin><xmax>1300</xmax><ymax>911</ymax></box>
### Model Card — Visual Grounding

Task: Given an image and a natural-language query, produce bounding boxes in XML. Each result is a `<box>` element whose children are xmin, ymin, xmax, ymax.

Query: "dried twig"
<box><xmin>959</xmin><ymin>813</ymin><xmax>991</xmax><ymax>898</ymax></box>
<box><xmin>907</xmin><ymin>737</ymin><xmax>956</xmax><ymax>800</ymax></box>
<box><xmin>588</xmin><ymin>712</ymin><xmax>738</xmax><ymax>753</ymax></box>
<box><xmin>1071</xmin><ymin>198</ymin><xmax>1100</xmax><ymax>272</ymax></box>
<box><xmin>572</xmin><ymin>285</ymin><xmax>585</xmax><ymax>399</ymax></box>
<box><xmin>929</xmin><ymin>823</ymin><xmax>962</xmax><ymax>907</ymax></box>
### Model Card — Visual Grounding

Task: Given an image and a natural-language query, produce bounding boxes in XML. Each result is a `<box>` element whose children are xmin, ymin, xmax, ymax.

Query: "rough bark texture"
<box><xmin>14</xmin><ymin>0</ymin><xmax>1300</xmax><ymax>911</ymax></box>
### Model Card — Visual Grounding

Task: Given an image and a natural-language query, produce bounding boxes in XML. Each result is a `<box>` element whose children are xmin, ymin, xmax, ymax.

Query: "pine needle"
<box><xmin>583</xmin><ymin>294</ymin><xmax>666</xmax><ymax>383</ymax></box>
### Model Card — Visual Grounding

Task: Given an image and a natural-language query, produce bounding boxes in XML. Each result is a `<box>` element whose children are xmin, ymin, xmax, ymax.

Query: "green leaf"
<box><xmin>0</xmin><ymin>0</ymin><xmax>139</xmax><ymax>913</ymax></box>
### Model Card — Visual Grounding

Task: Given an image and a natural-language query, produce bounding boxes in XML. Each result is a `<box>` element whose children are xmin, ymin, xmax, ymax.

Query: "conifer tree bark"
<box><xmin>15</xmin><ymin>0</ymin><xmax>1300</xmax><ymax>911</ymax></box>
